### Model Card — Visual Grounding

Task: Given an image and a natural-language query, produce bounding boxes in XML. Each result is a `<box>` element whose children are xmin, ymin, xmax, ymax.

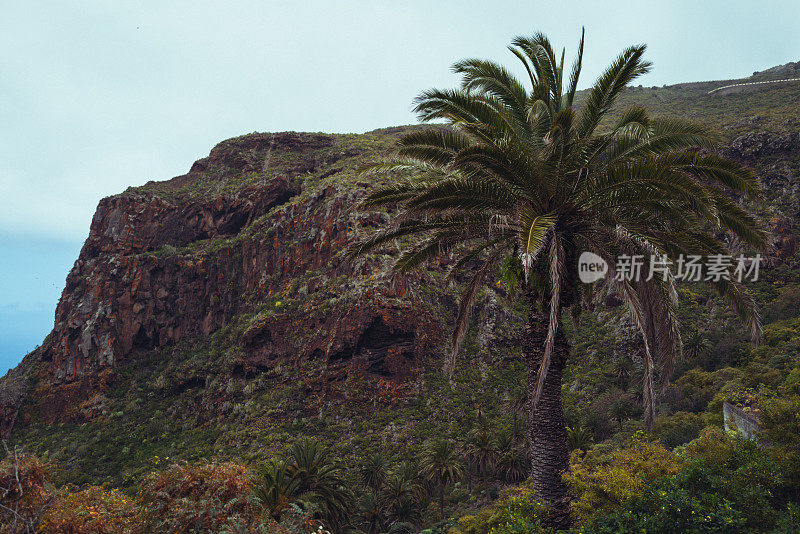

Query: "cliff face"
<box><xmin>1</xmin><ymin>129</ymin><xmax>450</xmax><ymax>432</ymax></box>
<box><xmin>47</xmin><ymin>175</ymin><xmax>296</xmax><ymax>382</ymax></box>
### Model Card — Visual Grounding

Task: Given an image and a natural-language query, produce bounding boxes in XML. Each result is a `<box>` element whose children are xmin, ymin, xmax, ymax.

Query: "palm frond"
<box><xmin>447</xmin><ymin>247</ymin><xmax>504</xmax><ymax>377</ymax></box>
<box><xmin>452</xmin><ymin>58</ymin><xmax>529</xmax><ymax>118</ymax></box>
<box><xmin>531</xmin><ymin>233</ymin><xmax>565</xmax><ymax>411</ymax></box>
<box><xmin>519</xmin><ymin>211</ymin><xmax>556</xmax><ymax>279</ymax></box>
<box><xmin>714</xmin><ymin>277</ymin><xmax>762</xmax><ymax>345</ymax></box>
<box><xmin>577</xmin><ymin>45</ymin><xmax>651</xmax><ymax>138</ymax></box>
<box><xmin>511</xmin><ymin>33</ymin><xmax>560</xmax><ymax>108</ymax></box>
<box><xmin>405</xmin><ymin>177</ymin><xmax>515</xmax><ymax>214</ymax></box>
<box><xmin>564</xmin><ymin>27</ymin><xmax>585</xmax><ymax>108</ymax></box>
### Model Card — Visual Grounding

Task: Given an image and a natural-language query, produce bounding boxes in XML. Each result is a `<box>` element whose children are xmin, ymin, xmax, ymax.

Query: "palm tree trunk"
<box><xmin>524</xmin><ymin>299</ymin><xmax>572</xmax><ymax>529</ymax></box>
<box><xmin>439</xmin><ymin>485</ymin><xmax>445</xmax><ymax>520</ymax></box>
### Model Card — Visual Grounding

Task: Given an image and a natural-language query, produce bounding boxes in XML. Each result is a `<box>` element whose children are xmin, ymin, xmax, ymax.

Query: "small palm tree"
<box><xmin>254</xmin><ymin>458</ymin><xmax>300</xmax><ymax>520</ymax></box>
<box><xmin>361</xmin><ymin>452</ymin><xmax>388</xmax><ymax>493</ymax></box>
<box><xmin>285</xmin><ymin>439</ymin><xmax>353</xmax><ymax>532</ymax></box>
<box><xmin>419</xmin><ymin>439</ymin><xmax>465</xmax><ymax>519</ymax></box>
<box><xmin>495</xmin><ymin>446</ymin><xmax>529</xmax><ymax>484</ymax></box>
<box><xmin>350</xmin><ymin>29</ymin><xmax>766</xmax><ymax>525</ymax></box>
<box><xmin>357</xmin><ymin>491</ymin><xmax>385</xmax><ymax>534</ymax></box>
<box><xmin>608</xmin><ymin>398</ymin><xmax>636</xmax><ymax>427</ymax></box>
<box><xmin>494</xmin><ymin>427</ymin><xmax>528</xmax><ymax>483</ymax></box>
<box><xmin>566</xmin><ymin>425</ymin><xmax>594</xmax><ymax>452</ymax></box>
<box><xmin>610</xmin><ymin>356</ymin><xmax>636</xmax><ymax>391</ymax></box>
<box><xmin>381</xmin><ymin>470</ymin><xmax>420</xmax><ymax>523</ymax></box>
<box><xmin>684</xmin><ymin>330</ymin><xmax>712</xmax><ymax>361</ymax></box>
<box><xmin>464</xmin><ymin>428</ymin><xmax>499</xmax><ymax>492</ymax></box>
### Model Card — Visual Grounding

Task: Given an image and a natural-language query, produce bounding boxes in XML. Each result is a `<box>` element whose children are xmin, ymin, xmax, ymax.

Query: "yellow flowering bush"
<box><xmin>563</xmin><ymin>438</ymin><xmax>683</xmax><ymax>524</ymax></box>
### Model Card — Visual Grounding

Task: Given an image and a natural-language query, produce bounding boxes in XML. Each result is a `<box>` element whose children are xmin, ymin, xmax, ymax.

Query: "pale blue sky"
<box><xmin>1</xmin><ymin>0</ymin><xmax>798</xmax><ymax>372</ymax></box>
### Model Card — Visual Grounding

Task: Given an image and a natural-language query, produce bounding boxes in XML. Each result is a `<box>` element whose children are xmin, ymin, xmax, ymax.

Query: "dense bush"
<box><xmin>0</xmin><ymin>450</ymin><xmax>55</xmax><ymax>532</ymax></box>
<box><xmin>582</xmin><ymin>428</ymin><xmax>786</xmax><ymax>533</ymax></box>
<box><xmin>40</xmin><ymin>485</ymin><xmax>140</xmax><ymax>533</ymax></box>
<box><xmin>564</xmin><ymin>438</ymin><xmax>683</xmax><ymax>523</ymax></box>
<box><xmin>760</xmin><ymin>395</ymin><xmax>800</xmax><ymax>499</ymax></box>
<box><xmin>764</xmin><ymin>285</ymin><xmax>800</xmax><ymax>322</ymax></box>
<box><xmin>583</xmin><ymin>470</ymin><xmax>748</xmax><ymax>534</ymax></box>
<box><xmin>137</xmin><ymin>460</ymin><xmax>268</xmax><ymax>532</ymax></box>
<box><xmin>654</xmin><ymin>411</ymin><xmax>708</xmax><ymax>448</ymax></box>
<box><xmin>448</xmin><ymin>484</ymin><xmax>547</xmax><ymax>534</ymax></box>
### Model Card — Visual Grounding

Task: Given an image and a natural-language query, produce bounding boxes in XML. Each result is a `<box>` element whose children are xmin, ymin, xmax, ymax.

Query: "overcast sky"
<box><xmin>1</xmin><ymin>0</ymin><xmax>798</xmax><ymax>372</ymax></box>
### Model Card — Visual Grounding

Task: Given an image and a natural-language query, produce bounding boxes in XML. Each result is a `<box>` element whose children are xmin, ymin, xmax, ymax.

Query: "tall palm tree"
<box><xmin>350</xmin><ymin>30</ymin><xmax>766</xmax><ymax>526</ymax></box>
<box><xmin>419</xmin><ymin>439</ymin><xmax>465</xmax><ymax>519</ymax></box>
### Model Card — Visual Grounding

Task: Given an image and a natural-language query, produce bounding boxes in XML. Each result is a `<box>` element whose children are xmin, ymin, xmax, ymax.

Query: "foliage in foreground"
<box><xmin>4</xmin><ymin>417</ymin><xmax>800</xmax><ymax>533</ymax></box>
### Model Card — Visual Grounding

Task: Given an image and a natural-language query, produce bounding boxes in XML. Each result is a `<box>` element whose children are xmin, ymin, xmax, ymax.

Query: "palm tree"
<box><xmin>357</xmin><ymin>491</ymin><xmax>385</xmax><ymax>534</ymax></box>
<box><xmin>254</xmin><ymin>458</ymin><xmax>300</xmax><ymax>520</ymax></box>
<box><xmin>381</xmin><ymin>470</ymin><xmax>420</xmax><ymax>523</ymax></box>
<box><xmin>608</xmin><ymin>397</ymin><xmax>636</xmax><ymax>427</ymax></box>
<box><xmin>566</xmin><ymin>425</ymin><xmax>593</xmax><ymax>452</ymax></box>
<box><xmin>350</xmin><ymin>30</ymin><xmax>766</xmax><ymax>526</ymax></box>
<box><xmin>684</xmin><ymin>330</ymin><xmax>712</xmax><ymax>361</ymax></box>
<box><xmin>361</xmin><ymin>452</ymin><xmax>388</xmax><ymax>493</ymax></box>
<box><xmin>495</xmin><ymin>428</ymin><xmax>529</xmax><ymax>484</ymax></box>
<box><xmin>610</xmin><ymin>355</ymin><xmax>636</xmax><ymax>391</ymax></box>
<box><xmin>419</xmin><ymin>439</ymin><xmax>465</xmax><ymax>519</ymax></box>
<box><xmin>464</xmin><ymin>428</ymin><xmax>499</xmax><ymax>492</ymax></box>
<box><xmin>284</xmin><ymin>439</ymin><xmax>353</xmax><ymax>532</ymax></box>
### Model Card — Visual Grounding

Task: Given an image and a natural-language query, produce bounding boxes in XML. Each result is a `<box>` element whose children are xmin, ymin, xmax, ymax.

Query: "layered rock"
<box><xmin>0</xmin><ymin>129</ymin><xmax>446</xmax><ymax>431</ymax></box>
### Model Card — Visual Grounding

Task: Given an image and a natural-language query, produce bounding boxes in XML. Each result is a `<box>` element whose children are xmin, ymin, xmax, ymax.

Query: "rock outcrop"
<box><xmin>0</xmin><ymin>129</ymin><xmax>447</xmax><ymax>431</ymax></box>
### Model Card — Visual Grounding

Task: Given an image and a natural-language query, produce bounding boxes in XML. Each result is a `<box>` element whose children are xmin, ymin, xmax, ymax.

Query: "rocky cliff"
<box><xmin>0</xmin><ymin>129</ymin><xmax>458</xmax><ymax>436</ymax></box>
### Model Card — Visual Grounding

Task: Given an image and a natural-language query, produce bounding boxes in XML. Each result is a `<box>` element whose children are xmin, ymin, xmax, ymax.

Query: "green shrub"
<box><xmin>760</xmin><ymin>395</ymin><xmax>800</xmax><ymax>499</ymax></box>
<box><xmin>449</xmin><ymin>485</ymin><xmax>547</xmax><ymax>534</ymax></box>
<box><xmin>584</xmin><ymin>470</ymin><xmax>747</xmax><ymax>534</ymax></box>
<box><xmin>583</xmin><ymin>428</ymin><xmax>785</xmax><ymax>533</ymax></box>
<box><xmin>655</xmin><ymin>411</ymin><xmax>707</xmax><ymax>448</ymax></box>
<box><xmin>765</xmin><ymin>285</ymin><xmax>800</xmax><ymax>321</ymax></box>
